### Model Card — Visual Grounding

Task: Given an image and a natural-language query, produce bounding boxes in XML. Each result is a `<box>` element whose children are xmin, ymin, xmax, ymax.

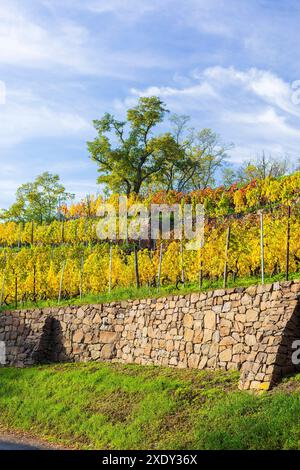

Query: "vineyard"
<box><xmin>0</xmin><ymin>193</ymin><xmax>299</xmax><ymax>308</ymax></box>
<box><xmin>56</xmin><ymin>171</ymin><xmax>300</xmax><ymax>219</ymax></box>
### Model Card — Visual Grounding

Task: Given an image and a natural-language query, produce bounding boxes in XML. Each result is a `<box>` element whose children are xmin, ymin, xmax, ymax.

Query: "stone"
<box><xmin>245</xmin><ymin>334</ymin><xmax>257</xmax><ymax>346</ymax></box>
<box><xmin>198</xmin><ymin>356</ymin><xmax>208</xmax><ymax>369</ymax></box>
<box><xmin>245</xmin><ymin>286</ymin><xmax>257</xmax><ymax>297</ymax></box>
<box><xmin>219</xmin><ymin>336</ymin><xmax>236</xmax><ymax>346</ymax></box>
<box><xmin>235</xmin><ymin>314</ymin><xmax>246</xmax><ymax>322</ymax></box>
<box><xmin>169</xmin><ymin>357</ymin><xmax>178</xmax><ymax>366</ymax></box>
<box><xmin>222</xmin><ymin>302</ymin><xmax>231</xmax><ymax>313</ymax></box>
<box><xmin>73</xmin><ymin>330</ymin><xmax>84</xmax><ymax>343</ymax></box>
<box><xmin>202</xmin><ymin>329</ymin><xmax>213</xmax><ymax>343</ymax></box>
<box><xmin>204</xmin><ymin>312</ymin><xmax>216</xmax><ymax>330</ymax></box>
<box><xmin>99</xmin><ymin>331</ymin><xmax>118</xmax><ymax>344</ymax></box>
<box><xmin>193</xmin><ymin>330</ymin><xmax>203</xmax><ymax>343</ymax></box>
<box><xmin>184</xmin><ymin>328</ymin><xmax>194</xmax><ymax>342</ymax></box>
<box><xmin>219</xmin><ymin>348</ymin><xmax>232</xmax><ymax>362</ymax></box>
<box><xmin>188</xmin><ymin>354</ymin><xmax>199</xmax><ymax>368</ymax></box>
<box><xmin>233</xmin><ymin>343</ymin><xmax>244</xmax><ymax>354</ymax></box>
<box><xmin>183</xmin><ymin>314</ymin><xmax>193</xmax><ymax>328</ymax></box>
<box><xmin>246</xmin><ymin>309</ymin><xmax>259</xmax><ymax>322</ymax></box>
<box><xmin>250</xmin><ymin>381</ymin><xmax>262</xmax><ymax>390</ymax></box>
<box><xmin>190</xmin><ymin>293</ymin><xmax>200</xmax><ymax>304</ymax></box>
<box><xmin>213</xmin><ymin>289</ymin><xmax>225</xmax><ymax>297</ymax></box>
<box><xmin>91</xmin><ymin>350</ymin><xmax>100</xmax><ymax>360</ymax></box>
<box><xmin>155</xmin><ymin>303</ymin><xmax>164</xmax><ymax>311</ymax></box>
<box><xmin>77</xmin><ymin>308</ymin><xmax>85</xmax><ymax>320</ymax></box>
<box><xmin>100</xmin><ymin>344</ymin><xmax>115</xmax><ymax>359</ymax></box>
<box><xmin>241</xmin><ymin>294</ymin><xmax>252</xmax><ymax>306</ymax></box>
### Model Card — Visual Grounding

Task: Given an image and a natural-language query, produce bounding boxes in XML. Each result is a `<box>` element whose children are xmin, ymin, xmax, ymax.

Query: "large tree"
<box><xmin>1</xmin><ymin>172</ymin><xmax>72</xmax><ymax>223</ymax></box>
<box><xmin>87</xmin><ymin>96</ymin><xmax>183</xmax><ymax>196</ymax></box>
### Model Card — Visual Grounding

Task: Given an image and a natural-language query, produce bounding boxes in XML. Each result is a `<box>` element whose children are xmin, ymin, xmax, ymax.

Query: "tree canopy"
<box><xmin>1</xmin><ymin>172</ymin><xmax>72</xmax><ymax>223</ymax></box>
<box><xmin>87</xmin><ymin>96</ymin><xmax>182</xmax><ymax>196</ymax></box>
<box><xmin>88</xmin><ymin>96</ymin><xmax>232</xmax><ymax>196</ymax></box>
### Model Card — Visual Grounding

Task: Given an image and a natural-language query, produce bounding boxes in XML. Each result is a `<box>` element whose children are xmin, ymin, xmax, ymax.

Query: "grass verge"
<box><xmin>1</xmin><ymin>363</ymin><xmax>300</xmax><ymax>449</ymax></box>
<box><xmin>2</xmin><ymin>271</ymin><xmax>300</xmax><ymax>312</ymax></box>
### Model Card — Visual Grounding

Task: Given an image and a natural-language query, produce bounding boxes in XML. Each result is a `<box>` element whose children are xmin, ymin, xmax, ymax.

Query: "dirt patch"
<box><xmin>85</xmin><ymin>389</ymin><xmax>141</xmax><ymax>424</ymax></box>
<box><xmin>270</xmin><ymin>375</ymin><xmax>300</xmax><ymax>394</ymax></box>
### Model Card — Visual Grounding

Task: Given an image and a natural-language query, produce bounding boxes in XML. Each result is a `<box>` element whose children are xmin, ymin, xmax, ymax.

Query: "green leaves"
<box><xmin>1</xmin><ymin>172</ymin><xmax>72</xmax><ymax>223</ymax></box>
<box><xmin>127</xmin><ymin>96</ymin><xmax>168</xmax><ymax>131</ymax></box>
<box><xmin>87</xmin><ymin>96</ymin><xmax>180</xmax><ymax>196</ymax></box>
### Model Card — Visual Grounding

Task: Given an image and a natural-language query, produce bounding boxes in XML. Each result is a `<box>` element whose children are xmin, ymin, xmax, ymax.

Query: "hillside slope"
<box><xmin>1</xmin><ymin>363</ymin><xmax>300</xmax><ymax>450</ymax></box>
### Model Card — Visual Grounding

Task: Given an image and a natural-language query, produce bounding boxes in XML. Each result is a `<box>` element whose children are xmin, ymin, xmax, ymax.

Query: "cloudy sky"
<box><xmin>1</xmin><ymin>0</ymin><xmax>300</xmax><ymax>207</ymax></box>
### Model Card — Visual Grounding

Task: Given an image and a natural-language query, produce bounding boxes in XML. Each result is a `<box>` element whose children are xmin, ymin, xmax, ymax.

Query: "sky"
<box><xmin>1</xmin><ymin>0</ymin><xmax>300</xmax><ymax>207</ymax></box>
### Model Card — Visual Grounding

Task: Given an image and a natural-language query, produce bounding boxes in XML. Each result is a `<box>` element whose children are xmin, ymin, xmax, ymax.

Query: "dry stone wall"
<box><xmin>1</xmin><ymin>281</ymin><xmax>300</xmax><ymax>391</ymax></box>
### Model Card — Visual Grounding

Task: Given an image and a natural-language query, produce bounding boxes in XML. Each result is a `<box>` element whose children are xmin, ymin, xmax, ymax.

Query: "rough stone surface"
<box><xmin>1</xmin><ymin>281</ymin><xmax>300</xmax><ymax>391</ymax></box>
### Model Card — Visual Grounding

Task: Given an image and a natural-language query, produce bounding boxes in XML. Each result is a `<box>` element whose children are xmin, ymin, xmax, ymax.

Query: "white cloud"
<box><xmin>49</xmin><ymin>0</ymin><xmax>239</xmax><ymax>37</ymax></box>
<box><xmin>86</xmin><ymin>0</ymin><xmax>164</xmax><ymax>19</ymax></box>
<box><xmin>223</xmin><ymin>107</ymin><xmax>300</xmax><ymax>139</ymax></box>
<box><xmin>130</xmin><ymin>82</ymin><xmax>218</xmax><ymax>99</ymax></box>
<box><xmin>203</xmin><ymin>66</ymin><xmax>300</xmax><ymax>116</ymax></box>
<box><xmin>120</xmin><ymin>65</ymin><xmax>300</xmax><ymax>164</ymax></box>
<box><xmin>0</xmin><ymin>1</ymin><xmax>97</xmax><ymax>73</ymax></box>
<box><xmin>128</xmin><ymin>66</ymin><xmax>300</xmax><ymax>118</ymax></box>
<box><xmin>0</xmin><ymin>86</ymin><xmax>91</xmax><ymax>148</ymax></box>
<box><xmin>0</xmin><ymin>0</ymin><xmax>173</xmax><ymax>77</ymax></box>
<box><xmin>116</xmin><ymin>80</ymin><xmax>219</xmax><ymax>114</ymax></box>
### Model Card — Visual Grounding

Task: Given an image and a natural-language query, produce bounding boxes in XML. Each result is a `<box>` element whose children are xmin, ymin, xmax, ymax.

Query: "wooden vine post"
<box><xmin>199</xmin><ymin>249</ymin><xmax>203</xmax><ymax>290</ymax></box>
<box><xmin>259</xmin><ymin>211</ymin><xmax>265</xmax><ymax>285</ymax></box>
<box><xmin>18</xmin><ymin>222</ymin><xmax>22</xmax><ymax>249</ymax></box>
<box><xmin>33</xmin><ymin>264</ymin><xmax>36</xmax><ymax>302</ymax></box>
<box><xmin>157</xmin><ymin>241</ymin><xmax>163</xmax><ymax>288</ymax></box>
<box><xmin>79</xmin><ymin>255</ymin><xmax>84</xmax><ymax>300</ymax></box>
<box><xmin>14</xmin><ymin>273</ymin><xmax>18</xmax><ymax>309</ymax></box>
<box><xmin>223</xmin><ymin>225</ymin><xmax>231</xmax><ymax>288</ymax></box>
<box><xmin>198</xmin><ymin>214</ymin><xmax>204</xmax><ymax>290</ymax></box>
<box><xmin>286</xmin><ymin>206</ymin><xmax>291</xmax><ymax>281</ymax></box>
<box><xmin>0</xmin><ymin>253</ymin><xmax>7</xmax><ymax>307</ymax></box>
<box><xmin>134</xmin><ymin>244</ymin><xmax>140</xmax><ymax>289</ymax></box>
<box><xmin>61</xmin><ymin>220</ymin><xmax>65</xmax><ymax>244</ymax></box>
<box><xmin>31</xmin><ymin>221</ymin><xmax>34</xmax><ymax>246</ymax></box>
<box><xmin>180</xmin><ymin>239</ymin><xmax>185</xmax><ymax>287</ymax></box>
<box><xmin>108</xmin><ymin>244</ymin><xmax>113</xmax><ymax>294</ymax></box>
<box><xmin>58</xmin><ymin>260</ymin><xmax>66</xmax><ymax>304</ymax></box>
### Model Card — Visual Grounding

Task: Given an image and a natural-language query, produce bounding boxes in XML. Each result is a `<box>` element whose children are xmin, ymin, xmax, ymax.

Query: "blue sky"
<box><xmin>1</xmin><ymin>0</ymin><xmax>300</xmax><ymax>207</ymax></box>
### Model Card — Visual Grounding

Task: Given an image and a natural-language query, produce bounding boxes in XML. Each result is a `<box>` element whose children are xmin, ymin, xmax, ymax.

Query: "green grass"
<box><xmin>1</xmin><ymin>363</ymin><xmax>300</xmax><ymax>449</ymax></box>
<box><xmin>2</xmin><ymin>270</ymin><xmax>300</xmax><ymax>312</ymax></box>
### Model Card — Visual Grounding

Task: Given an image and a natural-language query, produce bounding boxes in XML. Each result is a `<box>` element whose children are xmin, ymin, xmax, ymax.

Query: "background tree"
<box><xmin>87</xmin><ymin>96</ymin><xmax>182</xmax><ymax>196</ymax></box>
<box><xmin>159</xmin><ymin>115</ymin><xmax>231</xmax><ymax>191</ymax></box>
<box><xmin>222</xmin><ymin>167</ymin><xmax>237</xmax><ymax>188</ymax></box>
<box><xmin>237</xmin><ymin>152</ymin><xmax>290</xmax><ymax>184</ymax></box>
<box><xmin>182</xmin><ymin>128</ymin><xmax>232</xmax><ymax>190</ymax></box>
<box><xmin>1</xmin><ymin>172</ymin><xmax>72</xmax><ymax>223</ymax></box>
<box><xmin>157</xmin><ymin>114</ymin><xmax>192</xmax><ymax>191</ymax></box>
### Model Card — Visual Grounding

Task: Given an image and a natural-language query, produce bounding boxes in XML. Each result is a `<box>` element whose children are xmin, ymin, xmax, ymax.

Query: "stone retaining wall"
<box><xmin>1</xmin><ymin>281</ymin><xmax>300</xmax><ymax>391</ymax></box>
